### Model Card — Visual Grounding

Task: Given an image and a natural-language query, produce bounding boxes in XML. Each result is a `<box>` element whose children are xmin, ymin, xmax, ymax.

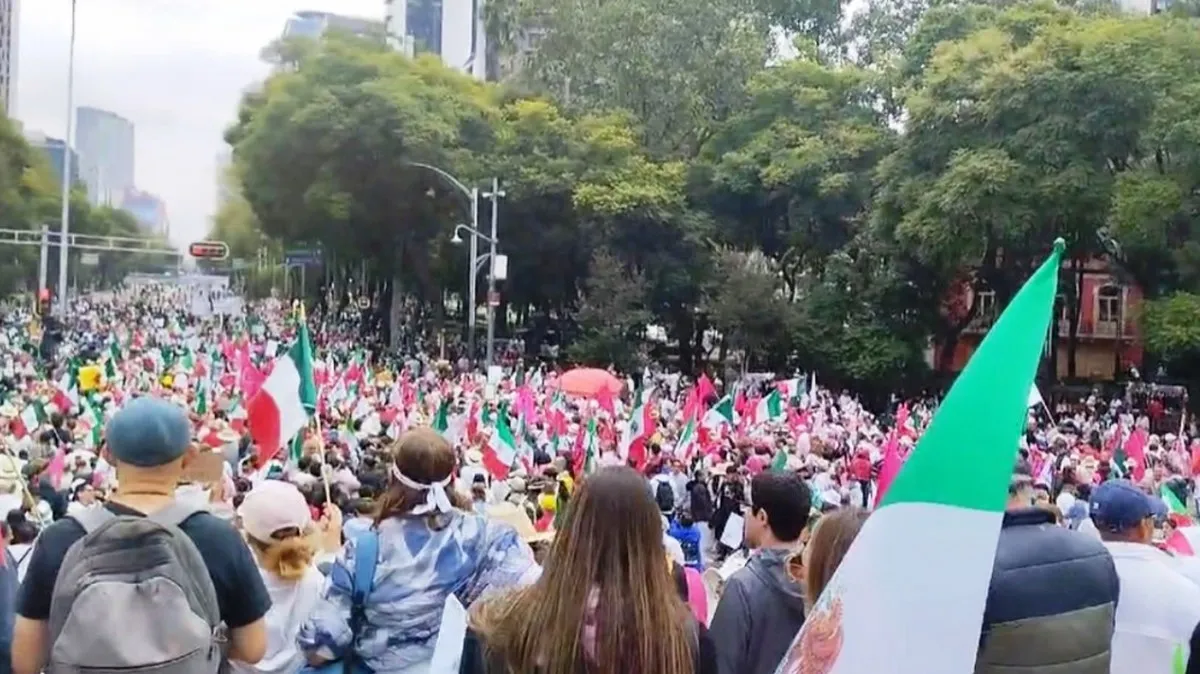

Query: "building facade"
<box><xmin>25</xmin><ymin>130</ymin><xmax>79</xmax><ymax>190</ymax></box>
<box><xmin>932</xmin><ymin>258</ymin><xmax>1144</xmax><ymax>380</ymax></box>
<box><xmin>120</xmin><ymin>188</ymin><xmax>169</xmax><ymax>238</ymax></box>
<box><xmin>75</xmin><ymin>107</ymin><xmax>135</xmax><ymax>206</ymax></box>
<box><xmin>384</xmin><ymin>0</ymin><xmax>488</xmax><ymax>79</ymax></box>
<box><xmin>0</xmin><ymin>0</ymin><xmax>18</xmax><ymax>116</ymax></box>
<box><xmin>283</xmin><ymin>10</ymin><xmax>386</xmax><ymax>40</ymax></box>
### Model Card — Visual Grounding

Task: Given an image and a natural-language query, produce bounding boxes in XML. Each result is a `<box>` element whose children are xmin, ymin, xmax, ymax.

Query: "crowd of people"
<box><xmin>0</xmin><ymin>283</ymin><xmax>1195</xmax><ymax>673</ymax></box>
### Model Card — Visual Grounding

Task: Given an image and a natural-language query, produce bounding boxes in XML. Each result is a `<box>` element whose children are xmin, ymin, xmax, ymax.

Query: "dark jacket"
<box><xmin>709</xmin><ymin>548</ymin><xmax>805</xmax><ymax>674</ymax></box>
<box><xmin>0</xmin><ymin>549</ymin><xmax>17</xmax><ymax>674</ymax></box>
<box><xmin>975</xmin><ymin>508</ymin><xmax>1118</xmax><ymax>674</ymax></box>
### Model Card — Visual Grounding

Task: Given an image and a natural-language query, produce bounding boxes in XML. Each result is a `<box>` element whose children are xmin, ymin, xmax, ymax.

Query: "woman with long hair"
<box><xmin>804</xmin><ymin>507</ymin><xmax>869</xmax><ymax>606</ymax></box>
<box><xmin>299</xmin><ymin>428</ymin><xmax>539</xmax><ymax>673</ymax></box>
<box><xmin>462</xmin><ymin>466</ymin><xmax>717</xmax><ymax>674</ymax></box>
<box><xmin>232</xmin><ymin>480</ymin><xmax>341</xmax><ymax>674</ymax></box>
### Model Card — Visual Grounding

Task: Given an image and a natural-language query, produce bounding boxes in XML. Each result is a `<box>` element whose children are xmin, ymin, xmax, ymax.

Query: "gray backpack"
<box><xmin>46</xmin><ymin>503</ymin><xmax>225</xmax><ymax>674</ymax></box>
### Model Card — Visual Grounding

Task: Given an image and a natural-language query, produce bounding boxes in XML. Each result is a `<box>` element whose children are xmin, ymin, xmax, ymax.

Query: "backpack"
<box><xmin>46</xmin><ymin>503</ymin><xmax>223</xmax><ymax>674</ymax></box>
<box><xmin>655</xmin><ymin>480</ymin><xmax>675</xmax><ymax>513</ymax></box>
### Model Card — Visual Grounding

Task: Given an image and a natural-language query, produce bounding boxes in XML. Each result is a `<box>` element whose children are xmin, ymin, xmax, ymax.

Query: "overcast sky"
<box><xmin>16</xmin><ymin>0</ymin><xmax>386</xmax><ymax>249</ymax></box>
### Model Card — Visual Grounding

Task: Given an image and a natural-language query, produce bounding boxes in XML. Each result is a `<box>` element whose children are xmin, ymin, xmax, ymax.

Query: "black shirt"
<box><xmin>17</xmin><ymin>502</ymin><xmax>271</xmax><ymax>629</ymax></box>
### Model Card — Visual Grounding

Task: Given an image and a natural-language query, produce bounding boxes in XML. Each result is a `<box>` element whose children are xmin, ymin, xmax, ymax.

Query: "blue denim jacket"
<box><xmin>299</xmin><ymin>510</ymin><xmax>537</xmax><ymax>673</ymax></box>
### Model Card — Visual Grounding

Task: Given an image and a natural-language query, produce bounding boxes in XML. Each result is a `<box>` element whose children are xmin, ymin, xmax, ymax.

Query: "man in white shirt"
<box><xmin>1091</xmin><ymin>479</ymin><xmax>1200</xmax><ymax>673</ymax></box>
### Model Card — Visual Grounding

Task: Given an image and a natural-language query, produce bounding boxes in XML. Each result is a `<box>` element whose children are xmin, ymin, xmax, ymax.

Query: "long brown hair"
<box><xmin>472</xmin><ymin>466</ymin><xmax>694</xmax><ymax>674</ymax></box>
<box><xmin>805</xmin><ymin>507</ymin><xmax>869</xmax><ymax>607</ymax></box>
<box><xmin>373</xmin><ymin>428</ymin><xmax>470</xmax><ymax>529</ymax></box>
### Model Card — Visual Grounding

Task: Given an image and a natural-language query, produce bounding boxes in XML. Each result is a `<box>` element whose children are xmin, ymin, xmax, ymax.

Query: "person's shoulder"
<box><xmin>35</xmin><ymin>515</ymin><xmax>87</xmax><ymax>550</ymax></box>
<box><xmin>177</xmin><ymin>510</ymin><xmax>247</xmax><ymax>551</ymax></box>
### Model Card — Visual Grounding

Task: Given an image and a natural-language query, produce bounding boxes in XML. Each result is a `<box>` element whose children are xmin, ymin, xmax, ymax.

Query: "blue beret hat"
<box><xmin>105</xmin><ymin>397</ymin><xmax>192</xmax><ymax>467</ymax></box>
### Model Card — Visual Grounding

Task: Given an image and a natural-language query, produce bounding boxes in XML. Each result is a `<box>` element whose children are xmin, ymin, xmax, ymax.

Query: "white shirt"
<box><xmin>229</xmin><ymin>559</ymin><xmax>329</xmax><ymax>674</ymax></box>
<box><xmin>1105</xmin><ymin>541</ymin><xmax>1200</xmax><ymax>674</ymax></box>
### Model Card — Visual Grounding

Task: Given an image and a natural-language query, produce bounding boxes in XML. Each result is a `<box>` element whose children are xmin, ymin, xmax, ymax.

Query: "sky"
<box><xmin>16</xmin><ymin>0</ymin><xmax>386</xmax><ymax>250</ymax></box>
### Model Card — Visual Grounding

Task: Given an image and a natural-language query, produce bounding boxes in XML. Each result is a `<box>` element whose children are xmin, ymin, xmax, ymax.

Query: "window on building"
<box><xmin>1055</xmin><ymin>294</ymin><xmax>1070</xmax><ymax>332</ymax></box>
<box><xmin>1097</xmin><ymin>285</ymin><xmax>1122</xmax><ymax>323</ymax></box>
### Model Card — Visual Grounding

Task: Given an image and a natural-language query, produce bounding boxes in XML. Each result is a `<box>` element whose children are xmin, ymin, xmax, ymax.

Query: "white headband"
<box><xmin>391</xmin><ymin>465</ymin><xmax>453</xmax><ymax>515</ymax></box>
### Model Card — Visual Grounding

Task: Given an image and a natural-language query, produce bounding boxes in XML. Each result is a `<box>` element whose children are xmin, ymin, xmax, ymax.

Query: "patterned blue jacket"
<box><xmin>298</xmin><ymin>510</ymin><xmax>538</xmax><ymax>673</ymax></box>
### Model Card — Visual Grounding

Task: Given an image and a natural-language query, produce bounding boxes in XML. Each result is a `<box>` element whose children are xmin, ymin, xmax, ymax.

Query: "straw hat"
<box><xmin>217</xmin><ymin>428</ymin><xmax>240</xmax><ymax>444</ymax></box>
<box><xmin>464</xmin><ymin>449</ymin><xmax>483</xmax><ymax>466</ymax></box>
<box><xmin>488</xmin><ymin>501</ymin><xmax>554</xmax><ymax>543</ymax></box>
<box><xmin>0</xmin><ymin>404</ymin><xmax>16</xmax><ymax>418</ymax></box>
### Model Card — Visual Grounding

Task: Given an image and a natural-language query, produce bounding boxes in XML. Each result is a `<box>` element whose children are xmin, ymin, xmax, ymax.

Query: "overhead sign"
<box><xmin>80</xmin><ymin>253</ymin><xmax>100</xmax><ymax>266</ymax></box>
<box><xmin>285</xmin><ymin>248</ymin><xmax>322</xmax><ymax>266</ymax></box>
<box><xmin>188</xmin><ymin>241</ymin><xmax>230</xmax><ymax>260</ymax></box>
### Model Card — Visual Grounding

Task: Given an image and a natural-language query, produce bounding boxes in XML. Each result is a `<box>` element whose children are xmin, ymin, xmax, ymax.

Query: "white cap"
<box><xmin>238</xmin><ymin>480</ymin><xmax>312</xmax><ymax>543</ymax></box>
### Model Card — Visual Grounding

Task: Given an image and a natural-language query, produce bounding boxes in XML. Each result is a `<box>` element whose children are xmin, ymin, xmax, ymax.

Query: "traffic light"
<box><xmin>188</xmin><ymin>241</ymin><xmax>230</xmax><ymax>260</ymax></box>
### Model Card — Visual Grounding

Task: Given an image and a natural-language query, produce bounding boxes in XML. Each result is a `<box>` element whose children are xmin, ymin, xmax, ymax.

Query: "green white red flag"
<box><xmin>775</xmin><ymin>239</ymin><xmax>1063</xmax><ymax>674</ymax></box>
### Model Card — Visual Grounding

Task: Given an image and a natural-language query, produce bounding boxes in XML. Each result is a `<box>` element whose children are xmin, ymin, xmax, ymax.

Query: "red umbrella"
<box><xmin>558</xmin><ymin>368</ymin><xmax>623</xmax><ymax>398</ymax></box>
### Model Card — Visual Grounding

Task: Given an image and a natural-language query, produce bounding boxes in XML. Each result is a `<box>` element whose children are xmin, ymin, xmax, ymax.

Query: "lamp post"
<box><xmin>57</xmin><ymin>0</ymin><xmax>78</xmax><ymax>314</ymax></box>
<box><xmin>404</xmin><ymin>162</ymin><xmax>480</xmax><ymax>357</ymax></box>
<box><xmin>404</xmin><ymin>163</ymin><xmax>504</xmax><ymax>367</ymax></box>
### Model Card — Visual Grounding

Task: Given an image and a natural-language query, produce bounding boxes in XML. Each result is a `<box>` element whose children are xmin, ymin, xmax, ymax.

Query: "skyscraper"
<box><xmin>24</xmin><ymin>130</ymin><xmax>79</xmax><ymax>190</ymax></box>
<box><xmin>283</xmin><ymin>10</ymin><xmax>385</xmax><ymax>40</ymax></box>
<box><xmin>75</xmin><ymin>106</ymin><xmax>135</xmax><ymax>206</ymax></box>
<box><xmin>0</xmin><ymin>0</ymin><xmax>19</xmax><ymax>116</ymax></box>
<box><xmin>384</xmin><ymin>0</ymin><xmax>488</xmax><ymax>79</ymax></box>
<box><xmin>121</xmin><ymin>188</ymin><xmax>169</xmax><ymax>238</ymax></box>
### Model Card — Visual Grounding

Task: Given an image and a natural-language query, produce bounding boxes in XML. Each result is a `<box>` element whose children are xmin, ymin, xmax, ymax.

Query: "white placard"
<box><xmin>719</xmin><ymin>513</ymin><xmax>745</xmax><ymax>550</ymax></box>
<box><xmin>429</xmin><ymin>594</ymin><xmax>468</xmax><ymax>673</ymax></box>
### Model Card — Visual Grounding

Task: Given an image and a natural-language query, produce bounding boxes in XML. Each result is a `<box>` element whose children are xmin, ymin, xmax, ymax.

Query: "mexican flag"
<box><xmin>620</xmin><ymin>388</ymin><xmax>653</xmax><ymax>467</ymax></box>
<box><xmin>433</xmin><ymin>401</ymin><xmax>450</xmax><ymax>436</ymax></box>
<box><xmin>582</xmin><ymin>418</ymin><xmax>599</xmax><ymax>475</ymax></box>
<box><xmin>14</xmin><ymin>400</ymin><xmax>46</xmax><ymax>439</ymax></box>
<box><xmin>676</xmin><ymin>419</ymin><xmax>698</xmax><ymax>461</ymax></box>
<box><xmin>483</xmin><ymin>414</ymin><xmax>518</xmax><ymax>479</ymax></box>
<box><xmin>754</xmin><ymin>390</ymin><xmax>784</xmax><ymax>425</ymax></box>
<box><xmin>1162</xmin><ymin>484</ymin><xmax>1191</xmax><ymax>522</ymax></box>
<box><xmin>703</xmin><ymin>395</ymin><xmax>736</xmax><ymax>429</ymax></box>
<box><xmin>194</xmin><ymin>377</ymin><xmax>209</xmax><ymax>415</ymax></box>
<box><xmin>248</xmin><ymin>319</ymin><xmax>316</xmax><ymax>466</ymax></box>
<box><xmin>774</xmin><ymin>239</ymin><xmax>1062</xmax><ymax>674</ymax></box>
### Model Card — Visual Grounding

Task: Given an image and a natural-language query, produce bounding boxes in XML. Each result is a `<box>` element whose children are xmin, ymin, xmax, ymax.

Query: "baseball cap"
<box><xmin>1089</xmin><ymin>480</ymin><xmax>1155</xmax><ymax>533</ymax></box>
<box><xmin>105</xmin><ymin>397</ymin><xmax>192</xmax><ymax>468</ymax></box>
<box><xmin>238</xmin><ymin>480</ymin><xmax>312</xmax><ymax>543</ymax></box>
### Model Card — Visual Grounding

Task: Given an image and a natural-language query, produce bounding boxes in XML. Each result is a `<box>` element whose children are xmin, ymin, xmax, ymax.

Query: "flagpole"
<box><xmin>297</xmin><ymin>300</ymin><xmax>332</xmax><ymax>506</ymax></box>
<box><xmin>312</xmin><ymin>413</ymin><xmax>332</xmax><ymax>506</ymax></box>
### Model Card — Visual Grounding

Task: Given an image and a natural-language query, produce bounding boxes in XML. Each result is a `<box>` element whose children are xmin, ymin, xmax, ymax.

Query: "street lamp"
<box><xmin>57</xmin><ymin>0</ymin><xmax>79</xmax><ymax>314</ymax></box>
<box><xmin>404</xmin><ymin>161</ymin><xmax>481</xmax><ymax>359</ymax></box>
<box><xmin>403</xmin><ymin>163</ymin><xmax>506</xmax><ymax>368</ymax></box>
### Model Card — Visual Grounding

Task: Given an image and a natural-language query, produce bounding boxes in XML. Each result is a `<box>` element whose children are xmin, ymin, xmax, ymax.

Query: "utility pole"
<box><xmin>467</xmin><ymin>187</ymin><xmax>479</xmax><ymax>363</ymax></box>
<box><xmin>483</xmin><ymin>178</ymin><xmax>504</xmax><ymax>371</ymax></box>
<box><xmin>38</xmin><ymin>225</ymin><xmax>49</xmax><ymax>292</ymax></box>
<box><xmin>56</xmin><ymin>0</ymin><xmax>78</xmax><ymax>314</ymax></box>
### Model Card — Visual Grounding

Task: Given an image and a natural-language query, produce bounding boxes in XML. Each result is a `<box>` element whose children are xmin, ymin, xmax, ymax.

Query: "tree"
<box><xmin>700</xmin><ymin>54</ymin><xmax>894</xmax><ymax>294</ymax></box>
<box><xmin>488</xmin><ymin>0</ymin><xmax>774</xmax><ymax>157</ymax></box>
<box><xmin>228</xmin><ymin>36</ymin><xmax>498</xmax><ymax>347</ymax></box>
<box><xmin>568</xmin><ymin>248</ymin><xmax>650</xmax><ymax>371</ymax></box>
<box><xmin>871</xmin><ymin>4</ymin><xmax>1186</xmax><ymax>376</ymax></box>
<box><xmin>707</xmin><ymin>250</ymin><xmax>794</xmax><ymax>370</ymax></box>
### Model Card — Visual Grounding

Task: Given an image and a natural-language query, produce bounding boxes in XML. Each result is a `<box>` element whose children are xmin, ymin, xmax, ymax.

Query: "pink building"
<box><xmin>933</xmin><ymin>257</ymin><xmax>1143</xmax><ymax>379</ymax></box>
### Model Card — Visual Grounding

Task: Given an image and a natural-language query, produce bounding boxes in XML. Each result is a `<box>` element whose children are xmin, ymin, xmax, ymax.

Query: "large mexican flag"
<box><xmin>249</xmin><ymin>320</ymin><xmax>316</xmax><ymax>466</ymax></box>
<box><xmin>775</xmin><ymin>239</ymin><xmax>1063</xmax><ymax>674</ymax></box>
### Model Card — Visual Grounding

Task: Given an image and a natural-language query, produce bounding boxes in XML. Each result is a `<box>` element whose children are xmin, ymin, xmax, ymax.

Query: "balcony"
<box><xmin>964</xmin><ymin>315</ymin><xmax>1135</xmax><ymax>339</ymax></box>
